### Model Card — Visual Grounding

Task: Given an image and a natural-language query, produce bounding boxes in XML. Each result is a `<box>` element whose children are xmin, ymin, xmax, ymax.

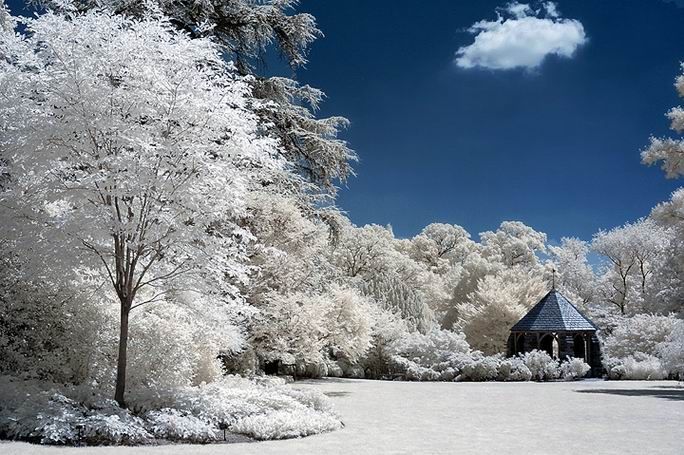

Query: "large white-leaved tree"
<box><xmin>642</xmin><ymin>62</ymin><xmax>684</xmax><ymax>178</ymax></box>
<box><xmin>41</xmin><ymin>0</ymin><xmax>356</xmax><ymax>207</ymax></box>
<box><xmin>0</xmin><ymin>10</ymin><xmax>280</xmax><ymax>406</ymax></box>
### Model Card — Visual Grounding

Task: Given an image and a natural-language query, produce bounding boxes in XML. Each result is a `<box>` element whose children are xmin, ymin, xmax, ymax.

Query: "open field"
<box><xmin>2</xmin><ymin>378</ymin><xmax>683</xmax><ymax>455</ymax></box>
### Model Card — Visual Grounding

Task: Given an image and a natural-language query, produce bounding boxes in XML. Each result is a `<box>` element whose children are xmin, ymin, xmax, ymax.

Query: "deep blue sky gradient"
<box><xmin>6</xmin><ymin>0</ymin><xmax>684</xmax><ymax>242</ymax></box>
<box><xmin>295</xmin><ymin>0</ymin><xmax>684</xmax><ymax>241</ymax></box>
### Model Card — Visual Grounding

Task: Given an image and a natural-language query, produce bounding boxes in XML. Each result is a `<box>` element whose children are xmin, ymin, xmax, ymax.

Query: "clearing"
<box><xmin>2</xmin><ymin>379</ymin><xmax>683</xmax><ymax>455</ymax></box>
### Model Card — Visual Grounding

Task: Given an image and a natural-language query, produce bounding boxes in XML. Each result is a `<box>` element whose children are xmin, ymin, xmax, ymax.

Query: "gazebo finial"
<box><xmin>551</xmin><ymin>268</ymin><xmax>557</xmax><ymax>290</ymax></box>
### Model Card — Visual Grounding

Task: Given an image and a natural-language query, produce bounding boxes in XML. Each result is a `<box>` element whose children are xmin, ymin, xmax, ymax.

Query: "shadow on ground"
<box><xmin>295</xmin><ymin>378</ymin><xmax>354</xmax><ymax>384</ymax></box>
<box><xmin>576</xmin><ymin>385</ymin><xmax>684</xmax><ymax>401</ymax></box>
<box><xmin>323</xmin><ymin>391</ymin><xmax>351</xmax><ymax>397</ymax></box>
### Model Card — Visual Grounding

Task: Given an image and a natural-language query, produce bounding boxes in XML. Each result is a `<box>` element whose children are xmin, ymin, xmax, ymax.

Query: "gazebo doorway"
<box><xmin>540</xmin><ymin>334</ymin><xmax>559</xmax><ymax>358</ymax></box>
<box><xmin>573</xmin><ymin>334</ymin><xmax>586</xmax><ymax>360</ymax></box>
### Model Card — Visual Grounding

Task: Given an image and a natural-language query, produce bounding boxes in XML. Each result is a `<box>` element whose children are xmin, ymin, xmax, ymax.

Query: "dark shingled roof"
<box><xmin>510</xmin><ymin>290</ymin><xmax>597</xmax><ymax>332</ymax></box>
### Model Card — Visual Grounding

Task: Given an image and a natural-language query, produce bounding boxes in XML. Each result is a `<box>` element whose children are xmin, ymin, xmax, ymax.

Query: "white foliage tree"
<box><xmin>331</xmin><ymin>223</ymin><xmax>437</xmax><ymax>332</ymax></box>
<box><xmin>443</xmin><ymin>221</ymin><xmax>547</xmax><ymax>330</ymax></box>
<box><xmin>548</xmin><ymin>237</ymin><xmax>596</xmax><ymax>305</ymax></box>
<box><xmin>456</xmin><ymin>268</ymin><xmax>546</xmax><ymax>355</ymax></box>
<box><xmin>593</xmin><ymin>219</ymin><xmax>671</xmax><ymax>314</ymax></box>
<box><xmin>43</xmin><ymin>0</ymin><xmax>356</xmax><ymax>203</ymax></box>
<box><xmin>480</xmin><ymin>221</ymin><xmax>547</xmax><ymax>267</ymax></box>
<box><xmin>408</xmin><ymin>223</ymin><xmax>473</xmax><ymax>271</ymax></box>
<box><xmin>250</xmin><ymin>286</ymin><xmax>373</xmax><ymax>371</ymax></box>
<box><xmin>647</xmin><ymin>189</ymin><xmax>684</xmax><ymax>315</ymax></box>
<box><xmin>603</xmin><ymin>313</ymin><xmax>678</xmax><ymax>359</ymax></box>
<box><xmin>642</xmin><ymin>63</ymin><xmax>684</xmax><ymax>178</ymax></box>
<box><xmin>0</xmin><ymin>11</ymin><xmax>280</xmax><ymax>406</ymax></box>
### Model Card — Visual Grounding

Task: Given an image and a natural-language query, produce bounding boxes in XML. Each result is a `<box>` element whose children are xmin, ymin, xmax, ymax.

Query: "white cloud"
<box><xmin>455</xmin><ymin>2</ymin><xmax>587</xmax><ymax>71</ymax></box>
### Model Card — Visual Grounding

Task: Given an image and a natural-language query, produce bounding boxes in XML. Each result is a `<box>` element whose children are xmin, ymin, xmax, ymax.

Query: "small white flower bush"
<box><xmin>0</xmin><ymin>375</ymin><xmax>342</xmax><ymax>445</ymax></box>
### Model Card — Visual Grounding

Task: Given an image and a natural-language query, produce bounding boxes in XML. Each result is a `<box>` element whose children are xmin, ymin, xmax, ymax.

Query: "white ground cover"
<box><xmin>0</xmin><ymin>376</ymin><xmax>341</xmax><ymax>444</ymax></box>
<box><xmin>2</xmin><ymin>378</ymin><xmax>683</xmax><ymax>454</ymax></box>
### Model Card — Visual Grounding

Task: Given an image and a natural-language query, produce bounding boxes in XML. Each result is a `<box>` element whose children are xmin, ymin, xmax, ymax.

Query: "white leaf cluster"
<box><xmin>642</xmin><ymin>64</ymin><xmax>684</xmax><ymax>178</ymax></box>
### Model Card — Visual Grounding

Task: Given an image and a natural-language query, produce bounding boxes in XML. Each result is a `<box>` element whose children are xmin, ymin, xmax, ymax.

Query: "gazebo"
<box><xmin>507</xmin><ymin>289</ymin><xmax>602</xmax><ymax>377</ymax></box>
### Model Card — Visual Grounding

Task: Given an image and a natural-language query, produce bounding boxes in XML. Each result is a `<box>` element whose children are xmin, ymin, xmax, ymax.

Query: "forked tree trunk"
<box><xmin>114</xmin><ymin>302</ymin><xmax>131</xmax><ymax>407</ymax></box>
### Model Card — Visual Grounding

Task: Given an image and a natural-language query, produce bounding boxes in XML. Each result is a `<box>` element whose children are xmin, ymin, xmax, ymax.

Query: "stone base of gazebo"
<box><xmin>507</xmin><ymin>331</ymin><xmax>602</xmax><ymax>377</ymax></box>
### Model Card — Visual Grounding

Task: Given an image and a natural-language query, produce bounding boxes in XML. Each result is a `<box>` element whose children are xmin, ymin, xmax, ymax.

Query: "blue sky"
<box><xmin>6</xmin><ymin>0</ymin><xmax>684</xmax><ymax>242</ymax></box>
<box><xmin>294</xmin><ymin>0</ymin><xmax>684</xmax><ymax>241</ymax></box>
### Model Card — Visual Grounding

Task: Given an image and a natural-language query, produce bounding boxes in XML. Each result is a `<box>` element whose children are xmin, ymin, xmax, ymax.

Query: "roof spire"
<box><xmin>551</xmin><ymin>268</ymin><xmax>557</xmax><ymax>290</ymax></box>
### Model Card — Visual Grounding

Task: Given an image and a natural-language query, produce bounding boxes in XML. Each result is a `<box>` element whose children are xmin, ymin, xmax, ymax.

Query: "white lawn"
<box><xmin>2</xmin><ymin>379</ymin><xmax>683</xmax><ymax>455</ymax></box>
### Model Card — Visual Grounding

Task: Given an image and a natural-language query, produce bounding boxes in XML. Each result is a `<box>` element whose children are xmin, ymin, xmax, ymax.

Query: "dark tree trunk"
<box><xmin>114</xmin><ymin>302</ymin><xmax>131</xmax><ymax>407</ymax></box>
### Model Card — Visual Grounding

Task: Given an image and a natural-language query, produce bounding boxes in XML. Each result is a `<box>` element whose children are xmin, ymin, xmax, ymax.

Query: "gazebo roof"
<box><xmin>510</xmin><ymin>290</ymin><xmax>597</xmax><ymax>332</ymax></box>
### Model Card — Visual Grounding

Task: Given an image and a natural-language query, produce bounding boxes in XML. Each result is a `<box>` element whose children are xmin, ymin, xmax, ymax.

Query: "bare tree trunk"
<box><xmin>114</xmin><ymin>302</ymin><xmax>131</xmax><ymax>407</ymax></box>
<box><xmin>619</xmin><ymin>272</ymin><xmax>628</xmax><ymax>315</ymax></box>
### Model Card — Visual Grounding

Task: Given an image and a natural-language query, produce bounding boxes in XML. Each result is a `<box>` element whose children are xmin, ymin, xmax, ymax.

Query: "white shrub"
<box><xmin>387</xmin><ymin>332</ymin><xmax>581</xmax><ymax>383</ymax></box>
<box><xmin>607</xmin><ymin>354</ymin><xmax>668</xmax><ymax>380</ymax></box>
<box><xmin>622</xmin><ymin>355</ymin><xmax>668</xmax><ymax>380</ymax></box>
<box><xmin>388</xmin><ymin>329</ymin><xmax>472</xmax><ymax>380</ymax></box>
<box><xmin>389</xmin><ymin>356</ymin><xmax>440</xmax><ymax>381</ymax></box>
<box><xmin>0</xmin><ymin>376</ymin><xmax>152</xmax><ymax>445</ymax></box>
<box><xmin>658</xmin><ymin>320</ymin><xmax>684</xmax><ymax>378</ymax></box>
<box><xmin>0</xmin><ymin>375</ymin><xmax>342</xmax><ymax>444</ymax></box>
<box><xmin>559</xmin><ymin>357</ymin><xmax>591</xmax><ymax>380</ymax></box>
<box><xmin>607</xmin><ymin>363</ymin><xmax>627</xmax><ymax>380</ymax></box>
<box><xmin>144</xmin><ymin>409</ymin><xmax>219</xmax><ymax>443</ymax></box>
<box><xmin>388</xmin><ymin>329</ymin><xmax>470</xmax><ymax>367</ymax></box>
<box><xmin>457</xmin><ymin>353</ymin><xmax>502</xmax><ymax>381</ymax></box>
<box><xmin>521</xmin><ymin>350</ymin><xmax>560</xmax><ymax>381</ymax></box>
<box><xmin>129</xmin><ymin>376</ymin><xmax>342</xmax><ymax>441</ymax></box>
<box><xmin>231</xmin><ymin>408</ymin><xmax>342</xmax><ymax>440</ymax></box>
<box><xmin>603</xmin><ymin>314</ymin><xmax>677</xmax><ymax>359</ymax></box>
<box><xmin>362</xmin><ymin>306</ymin><xmax>410</xmax><ymax>379</ymax></box>
<box><xmin>498</xmin><ymin>357</ymin><xmax>533</xmax><ymax>381</ymax></box>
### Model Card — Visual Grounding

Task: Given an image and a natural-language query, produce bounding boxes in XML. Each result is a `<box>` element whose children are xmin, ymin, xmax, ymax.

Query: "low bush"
<box><xmin>559</xmin><ymin>357</ymin><xmax>591</xmax><ymax>380</ymax></box>
<box><xmin>497</xmin><ymin>357</ymin><xmax>533</xmax><ymax>381</ymax></box>
<box><xmin>520</xmin><ymin>350</ymin><xmax>559</xmax><ymax>381</ymax></box>
<box><xmin>386</xmin><ymin>330</ymin><xmax>586</xmax><ymax>383</ymax></box>
<box><xmin>658</xmin><ymin>320</ymin><xmax>684</xmax><ymax>379</ymax></box>
<box><xmin>606</xmin><ymin>354</ymin><xmax>668</xmax><ymax>380</ymax></box>
<box><xmin>603</xmin><ymin>314</ymin><xmax>678</xmax><ymax>359</ymax></box>
<box><xmin>457</xmin><ymin>353</ymin><xmax>501</xmax><ymax>381</ymax></box>
<box><xmin>0</xmin><ymin>375</ymin><xmax>342</xmax><ymax>445</ymax></box>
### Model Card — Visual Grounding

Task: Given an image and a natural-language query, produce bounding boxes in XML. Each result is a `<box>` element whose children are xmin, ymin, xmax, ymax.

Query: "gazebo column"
<box><xmin>584</xmin><ymin>333</ymin><xmax>590</xmax><ymax>363</ymax></box>
<box><xmin>513</xmin><ymin>332</ymin><xmax>517</xmax><ymax>353</ymax></box>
